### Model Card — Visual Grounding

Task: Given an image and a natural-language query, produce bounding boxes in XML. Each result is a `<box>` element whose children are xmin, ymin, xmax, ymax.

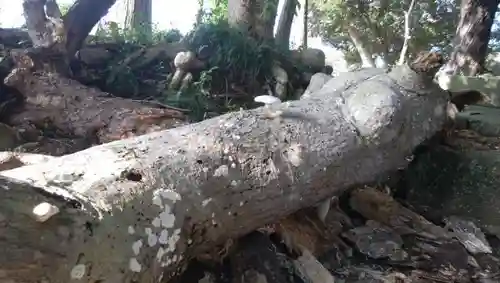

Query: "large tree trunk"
<box><xmin>302</xmin><ymin>0</ymin><xmax>308</xmax><ymax>48</ymax></box>
<box><xmin>441</xmin><ymin>0</ymin><xmax>499</xmax><ymax>76</ymax></box>
<box><xmin>124</xmin><ymin>0</ymin><xmax>153</xmax><ymax>40</ymax></box>
<box><xmin>0</xmin><ymin>53</ymin><xmax>449</xmax><ymax>282</ymax></box>
<box><xmin>227</xmin><ymin>0</ymin><xmax>279</xmax><ymax>39</ymax></box>
<box><xmin>275</xmin><ymin>0</ymin><xmax>297</xmax><ymax>47</ymax></box>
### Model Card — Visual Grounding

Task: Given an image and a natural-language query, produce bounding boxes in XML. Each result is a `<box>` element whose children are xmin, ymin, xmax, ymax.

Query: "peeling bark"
<box><xmin>0</xmin><ymin>54</ymin><xmax>448</xmax><ymax>282</ymax></box>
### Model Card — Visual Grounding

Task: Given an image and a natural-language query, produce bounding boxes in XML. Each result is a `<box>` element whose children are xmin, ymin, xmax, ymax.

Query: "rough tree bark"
<box><xmin>441</xmin><ymin>0</ymin><xmax>499</xmax><ymax>76</ymax></box>
<box><xmin>227</xmin><ymin>0</ymin><xmax>279</xmax><ymax>39</ymax></box>
<box><xmin>0</xmin><ymin>53</ymin><xmax>449</xmax><ymax>282</ymax></box>
<box><xmin>275</xmin><ymin>0</ymin><xmax>297</xmax><ymax>47</ymax></box>
<box><xmin>124</xmin><ymin>0</ymin><xmax>153</xmax><ymax>40</ymax></box>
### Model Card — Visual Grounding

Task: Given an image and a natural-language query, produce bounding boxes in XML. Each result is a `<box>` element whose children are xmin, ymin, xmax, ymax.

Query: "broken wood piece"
<box><xmin>349</xmin><ymin>186</ymin><xmax>450</xmax><ymax>239</ymax></box>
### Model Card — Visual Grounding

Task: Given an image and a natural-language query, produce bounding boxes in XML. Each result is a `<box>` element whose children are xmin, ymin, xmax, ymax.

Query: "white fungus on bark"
<box><xmin>132</xmin><ymin>239</ymin><xmax>143</xmax><ymax>256</ymax></box>
<box><xmin>129</xmin><ymin>258</ymin><xmax>142</xmax><ymax>272</ymax></box>
<box><xmin>32</xmin><ymin>202</ymin><xmax>59</xmax><ymax>222</ymax></box>
<box><xmin>254</xmin><ymin>95</ymin><xmax>282</xmax><ymax>105</ymax></box>
<box><xmin>70</xmin><ymin>264</ymin><xmax>86</xmax><ymax>279</ymax></box>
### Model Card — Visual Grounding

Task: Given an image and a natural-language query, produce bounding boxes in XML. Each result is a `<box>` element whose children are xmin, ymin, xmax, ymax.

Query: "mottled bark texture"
<box><xmin>442</xmin><ymin>0</ymin><xmax>499</xmax><ymax>76</ymax></box>
<box><xmin>0</xmin><ymin>54</ymin><xmax>448</xmax><ymax>282</ymax></box>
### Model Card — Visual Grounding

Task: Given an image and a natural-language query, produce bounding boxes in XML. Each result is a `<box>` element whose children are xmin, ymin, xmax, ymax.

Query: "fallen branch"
<box><xmin>0</xmin><ymin>53</ymin><xmax>449</xmax><ymax>282</ymax></box>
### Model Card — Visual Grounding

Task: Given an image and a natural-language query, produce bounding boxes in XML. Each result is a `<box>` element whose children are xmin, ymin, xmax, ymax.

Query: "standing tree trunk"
<box><xmin>441</xmin><ymin>0</ymin><xmax>499</xmax><ymax>76</ymax></box>
<box><xmin>275</xmin><ymin>0</ymin><xmax>297</xmax><ymax>47</ymax></box>
<box><xmin>302</xmin><ymin>0</ymin><xmax>308</xmax><ymax>48</ymax></box>
<box><xmin>228</xmin><ymin>0</ymin><xmax>279</xmax><ymax>39</ymax></box>
<box><xmin>124</xmin><ymin>0</ymin><xmax>153</xmax><ymax>41</ymax></box>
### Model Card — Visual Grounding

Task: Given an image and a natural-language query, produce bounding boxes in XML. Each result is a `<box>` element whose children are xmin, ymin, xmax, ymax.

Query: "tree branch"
<box><xmin>63</xmin><ymin>0</ymin><xmax>116</xmax><ymax>58</ymax></box>
<box><xmin>398</xmin><ymin>0</ymin><xmax>417</xmax><ymax>65</ymax></box>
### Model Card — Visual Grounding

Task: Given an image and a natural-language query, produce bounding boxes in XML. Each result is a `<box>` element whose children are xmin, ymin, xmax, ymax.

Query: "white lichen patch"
<box><xmin>202</xmin><ymin>198</ymin><xmax>212</xmax><ymax>207</ymax></box>
<box><xmin>32</xmin><ymin>202</ymin><xmax>59</xmax><ymax>222</ymax></box>
<box><xmin>156</xmin><ymin>246</ymin><xmax>166</xmax><ymax>261</ymax></box>
<box><xmin>129</xmin><ymin>257</ymin><xmax>142</xmax><ymax>272</ymax></box>
<box><xmin>70</xmin><ymin>264</ymin><xmax>86</xmax><ymax>279</ymax></box>
<box><xmin>128</xmin><ymin>226</ymin><xmax>135</xmax><ymax>234</ymax></box>
<box><xmin>160</xmin><ymin>189</ymin><xmax>181</xmax><ymax>203</ymax></box>
<box><xmin>147</xmin><ymin>232</ymin><xmax>158</xmax><ymax>247</ymax></box>
<box><xmin>152</xmin><ymin>193</ymin><xmax>163</xmax><ymax>208</ymax></box>
<box><xmin>159</xmin><ymin>229</ymin><xmax>169</xmax><ymax>244</ymax></box>
<box><xmin>159</xmin><ymin>208</ymin><xmax>175</xmax><ymax>228</ymax></box>
<box><xmin>286</xmin><ymin>143</ymin><xmax>303</xmax><ymax>167</ymax></box>
<box><xmin>167</xmin><ymin>229</ymin><xmax>181</xmax><ymax>252</ymax></box>
<box><xmin>213</xmin><ymin>165</ymin><xmax>229</xmax><ymax>177</ymax></box>
<box><xmin>132</xmin><ymin>239</ymin><xmax>143</xmax><ymax>255</ymax></box>
<box><xmin>152</xmin><ymin>217</ymin><xmax>161</xmax><ymax>227</ymax></box>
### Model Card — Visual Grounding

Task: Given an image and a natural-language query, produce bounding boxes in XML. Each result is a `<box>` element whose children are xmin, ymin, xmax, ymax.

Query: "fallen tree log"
<box><xmin>0</xmin><ymin>53</ymin><xmax>449</xmax><ymax>282</ymax></box>
<box><xmin>4</xmin><ymin>50</ymin><xmax>187</xmax><ymax>144</ymax></box>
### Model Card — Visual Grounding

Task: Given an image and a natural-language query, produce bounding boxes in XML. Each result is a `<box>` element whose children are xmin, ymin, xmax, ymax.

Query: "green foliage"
<box><xmin>91</xmin><ymin>21</ymin><xmax>182</xmax><ymax>45</ymax></box>
<box><xmin>309</xmin><ymin>0</ymin><xmax>459</xmax><ymax>65</ymax></box>
<box><xmin>58</xmin><ymin>3</ymin><xmax>71</xmax><ymax>16</ymax></box>
<box><xmin>202</xmin><ymin>0</ymin><xmax>229</xmax><ymax>23</ymax></box>
<box><xmin>184</xmin><ymin>21</ymin><xmax>276</xmax><ymax>94</ymax></box>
